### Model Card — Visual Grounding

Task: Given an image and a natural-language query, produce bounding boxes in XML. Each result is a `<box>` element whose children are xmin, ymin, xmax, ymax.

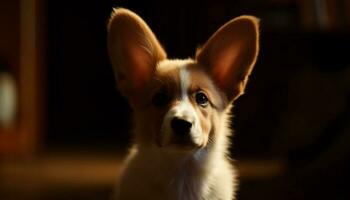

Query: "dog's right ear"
<box><xmin>107</xmin><ymin>8</ymin><xmax>166</xmax><ymax>97</ymax></box>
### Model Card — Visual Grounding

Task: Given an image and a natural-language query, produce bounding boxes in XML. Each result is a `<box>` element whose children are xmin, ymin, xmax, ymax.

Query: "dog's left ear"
<box><xmin>196</xmin><ymin>16</ymin><xmax>259</xmax><ymax>101</ymax></box>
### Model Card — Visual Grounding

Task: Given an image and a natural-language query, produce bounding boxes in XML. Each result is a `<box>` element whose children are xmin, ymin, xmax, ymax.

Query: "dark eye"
<box><xmin>152</xmin><ymin>90</ymin><xmax>169</xmax><ymax>107</ymax></box>
<box><xmin>195</xmin><ymin>92</ymin><xmax>209</xmax><ymax>107</ymax></box>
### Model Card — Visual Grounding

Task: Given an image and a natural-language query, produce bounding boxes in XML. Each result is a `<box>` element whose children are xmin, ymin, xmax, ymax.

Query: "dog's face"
<box><xmin>145</xmin><ymin>60</ymin><xmax>227</xmax><ymax>151</ymax></box>
<box><xmin>108</xmin><ymin>8</ymin><xmax>259</xmax><ymax>152</ymax></box>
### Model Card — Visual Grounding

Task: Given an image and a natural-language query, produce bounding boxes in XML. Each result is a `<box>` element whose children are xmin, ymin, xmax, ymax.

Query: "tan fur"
<box><xmin>108</xmin><ymin>8</ymin><xmax>259</xmax><ymax>200</ymax></box>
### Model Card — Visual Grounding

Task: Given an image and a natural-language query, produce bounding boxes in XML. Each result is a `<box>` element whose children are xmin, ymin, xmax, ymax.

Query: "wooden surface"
<box><xmin>0</xmin><ymin>153</ymin><xmax>286</xmax><ymax>199</ymax></box>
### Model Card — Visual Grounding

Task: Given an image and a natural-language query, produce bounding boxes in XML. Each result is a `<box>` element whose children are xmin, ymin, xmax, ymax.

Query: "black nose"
<box><xmin>171</xmin><ymin>117</ymin><xmax>192</xmax><ymax>135</ymax></box>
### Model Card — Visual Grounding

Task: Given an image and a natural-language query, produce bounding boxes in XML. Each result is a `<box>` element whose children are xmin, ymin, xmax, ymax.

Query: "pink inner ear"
<box><xmin>128</xmin><ymin>44</ymin><xmax>154</xmax><ymax>91</ymax></box>
<box><xmin>212</xmin><ymin>45</ymin><xmax>241</xmax><ymax>88</ymax></box>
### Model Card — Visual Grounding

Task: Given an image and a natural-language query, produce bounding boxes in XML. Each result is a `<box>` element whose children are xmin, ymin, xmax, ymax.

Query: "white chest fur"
<box><xmin>114</xmin><ymin>146</ymin><xmax>236</xmax><ymax>200</ymax></box>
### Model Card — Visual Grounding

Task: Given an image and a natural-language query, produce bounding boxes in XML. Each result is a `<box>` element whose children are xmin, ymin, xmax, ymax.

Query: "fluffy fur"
<box><xmin>107</xmin><ymin>8</ymin><xmax>259</xmax><ymax>200</ymax></box>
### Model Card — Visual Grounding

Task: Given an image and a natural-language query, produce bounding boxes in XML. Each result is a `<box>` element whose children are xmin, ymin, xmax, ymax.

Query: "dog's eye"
<box><xmin>152</xmin><ymin>91</ymin><xmax>169</xmax><ymax>107</ymax></box>
<box><xmin>195</xmin><ymin>92</ymin><xmax>209</xmax><ymax>107</ymax></box>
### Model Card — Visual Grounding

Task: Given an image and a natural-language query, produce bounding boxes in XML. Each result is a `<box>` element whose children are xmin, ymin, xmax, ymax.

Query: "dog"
<box><xmin>107</xmin><ymin>8</ymin><xmax>259</xmax><ymax>200</ymax></box>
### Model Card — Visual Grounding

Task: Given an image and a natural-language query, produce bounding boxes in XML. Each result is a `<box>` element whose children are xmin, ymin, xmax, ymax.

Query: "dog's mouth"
<box><xmin>169</xmin><ymin>135</ymin><xmax>198</xmax><ymax>149</ymax></box>
<box><xmin>155</xmin><ymin>130</ymin><xmax>203</xmax><ymax>152</ymax></box>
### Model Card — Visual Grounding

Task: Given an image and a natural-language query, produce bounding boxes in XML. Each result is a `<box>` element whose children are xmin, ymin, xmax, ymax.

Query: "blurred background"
<box><xmin>1</xmin><ymin>0</ymin><xmax>350</xmax><ymax>199</ymax></box>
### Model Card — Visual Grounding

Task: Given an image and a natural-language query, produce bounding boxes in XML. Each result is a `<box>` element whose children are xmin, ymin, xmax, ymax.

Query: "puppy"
<box><xmin>107</xmin><ymin>8</ymin><xmax>259</xmax><ymax>200</ymax></box>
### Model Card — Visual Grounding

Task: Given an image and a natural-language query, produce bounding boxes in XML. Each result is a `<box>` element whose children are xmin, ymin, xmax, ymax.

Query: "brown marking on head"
<box><xmin>137</xmin><ymin>60</ymin><xmax>229</xmax><ymax>149</ymax></box>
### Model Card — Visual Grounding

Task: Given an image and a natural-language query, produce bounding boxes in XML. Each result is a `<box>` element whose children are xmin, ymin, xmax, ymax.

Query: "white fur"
<box><xmin>179</xmin><ymin>66</ymin><xmax>190</xmax><ymax>99</ymax></box>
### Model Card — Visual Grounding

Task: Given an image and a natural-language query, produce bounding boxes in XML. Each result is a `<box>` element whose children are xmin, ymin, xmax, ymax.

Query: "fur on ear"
<box><xmin>196</xmin><ymin>16</ymin><xmax>260</xmax><ymax>101</ymax></box>
<box><xmin>107</xmin><ymin>8</ymin><xmax>166</xmax><ymax>97</ymax></box>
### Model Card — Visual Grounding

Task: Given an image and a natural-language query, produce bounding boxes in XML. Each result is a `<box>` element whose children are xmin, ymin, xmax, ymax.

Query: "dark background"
<box><xmin>44</xmin><ymin>0</ymin><xmax>350</xmax><ymax>199</ymax></box>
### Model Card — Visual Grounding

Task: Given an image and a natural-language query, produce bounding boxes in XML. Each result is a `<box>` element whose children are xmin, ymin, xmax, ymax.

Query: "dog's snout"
<box><xmin>171</xmin><ymin>117</ymin><xmax>192</xmax><ymax>135</ymax></box>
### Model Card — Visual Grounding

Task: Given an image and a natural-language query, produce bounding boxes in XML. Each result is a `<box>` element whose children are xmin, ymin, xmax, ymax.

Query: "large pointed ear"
<box><xmin>196</xmin><ymin>16</ymin><xmax>259</xmax><ymax>101</ymax></box>
<box><xmin>107</xmin><ymin>8</ymin><xmax>166</xmax><ymax>97</ymax></box>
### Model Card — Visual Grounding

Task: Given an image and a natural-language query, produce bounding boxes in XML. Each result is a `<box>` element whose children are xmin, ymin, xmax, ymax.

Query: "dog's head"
<box><xmin>108</xmin><ymin>8</ymin><xmax>259</xmax><ymax>152</ymax></box>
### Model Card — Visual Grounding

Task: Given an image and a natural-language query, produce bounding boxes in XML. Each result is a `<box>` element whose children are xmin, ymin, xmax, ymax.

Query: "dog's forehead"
<box><xmin>154</xmin><ymin>59</ymin><xmax>216</xmax><ymax>93</ymax></box>
<box><xmin>156</xmin><ymin>59</ymin><xmax>193</xmax><ymax>75</ymax></box>
<box><xmin>154</xmin><ymin>59</ymin><xmax>226</xmax><ymax>109</ymax></box>
<box><xmin>154</xmin><ymin>59</ymin><xmax>193</xmax><ymax>91</ymax></box>
<box><xmin>155</xmin><ymin>59</ymin><xmax>214</xmax><ymax>90</ymax></box>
